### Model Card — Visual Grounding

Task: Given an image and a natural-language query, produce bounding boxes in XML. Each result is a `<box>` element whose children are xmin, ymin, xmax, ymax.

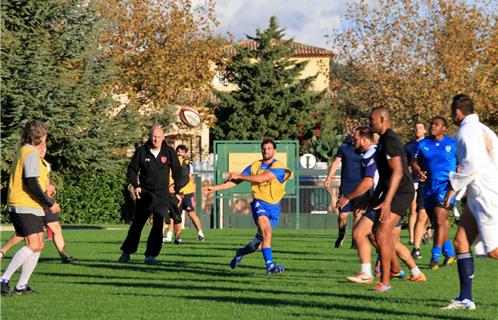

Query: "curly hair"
<box><xmin>21</xmin><ymin>120</ymin><xmax>49</xmax><ymax>146</ymax></box>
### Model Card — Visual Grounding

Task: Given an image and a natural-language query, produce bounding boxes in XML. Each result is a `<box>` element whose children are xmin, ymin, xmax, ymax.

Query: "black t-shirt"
<box><xmin>375</xmin><ymin>129</ymin><xmax>414</xmax><ymax>194</ymax></box>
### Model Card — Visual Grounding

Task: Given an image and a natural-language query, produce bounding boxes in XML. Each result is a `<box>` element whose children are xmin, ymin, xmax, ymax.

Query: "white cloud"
<box><xmin>211</xmin><ymin>0</ymin><xmax>351</xmax><ymax>49</ymax></box>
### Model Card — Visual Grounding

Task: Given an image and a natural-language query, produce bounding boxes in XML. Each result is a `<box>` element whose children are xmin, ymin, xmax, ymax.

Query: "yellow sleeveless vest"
<box><xmin>250</xmin><ymin>159</ymin><xmax>292</xmax><ymax>204</ymax></box>
<box><xmin>8</xmin><ymin>145</ymin><xmax>50</xmax><ymax>208</ymax></box>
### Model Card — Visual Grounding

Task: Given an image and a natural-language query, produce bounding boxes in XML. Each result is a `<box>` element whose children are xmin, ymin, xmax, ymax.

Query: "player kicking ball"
<box><xmin>205</xmin><ymin>138</ymin><xmax>292</xmax><ymax>274</ymax></box>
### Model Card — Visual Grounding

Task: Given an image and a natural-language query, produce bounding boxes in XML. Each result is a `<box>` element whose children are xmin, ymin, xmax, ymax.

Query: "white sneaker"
<box><xmin>442</xmin><ymin>299</ymin><xmax>476</xmax><ymax>310</ymax></box>
<box><xmin>347</xmin><ymin>272</ymin><xmax>373</xmax><ymax>284</ymax></box>
<box><xmin>163</xmin><ymin>237</ymin><xmax>172</xmax><ymax>243</ymax></box>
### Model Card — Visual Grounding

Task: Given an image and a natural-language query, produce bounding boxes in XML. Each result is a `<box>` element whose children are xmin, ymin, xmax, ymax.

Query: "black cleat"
<box><xmin>61</xmin><ymin>256</ymin><xmax>80</xmax><ymax>264</ymax></box>
<box><xmin>429</xmin><ymin>258</ymin><xmax>440</xmax><ymax>270</ymax></box>
<box><xmin>1</xmin><ymin>281</ymin><xmax>11</xmax><ymax>296</ymax></box>
<box><xmin>14</xmin><ymin>285</ymin><xmax>36</xmax><ymax>295</ymax></box>
<box><xmin>411</xmin><ymin>248</ymin><xmax>422</xmax><ymax>259</ymax></box>
<box><xmin>174</xmin><ymin>238</ymin><xmax>182</xmax><ymax>245</ymax></box>
<box><xmin>335</xmin><ymin>233</ymin><xmax>346</xmax><ymax>248</ymax></box>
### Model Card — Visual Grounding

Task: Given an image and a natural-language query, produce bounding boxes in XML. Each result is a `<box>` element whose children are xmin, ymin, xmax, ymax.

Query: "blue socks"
<box><xmin>262</xmin><ymin>247</ymin><xmax>274</xmax><ymax>269</ymax></box>
<box><xmin>443</xmin><ymin>240</ymin><xmax>456</xmax><ymax>257</ymax></box>
<box><xmin>457</xmin><ymin>252</ymin><xmax>474</xmax><ymax>301</ymax></box>
<box><xmin>432</xmin><ymin>246</ymin><xmax>442</xmax><ymax>261</ymax></box>
<box><xmin>238</xmin><ymin>245</ymin><xmax>254</xmax><ymax>256</ymax></box>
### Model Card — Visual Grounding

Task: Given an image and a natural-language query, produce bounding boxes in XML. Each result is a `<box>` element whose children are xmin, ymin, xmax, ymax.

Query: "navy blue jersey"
<box><xmin>415</xmin><ymin>135</ymin><xmax>457</xmax><ymax>193</ymax></box>
<box><xmin>361</xmin><ymin>145</ymin><xmax>378</xmax><ymax>194</ymax></box>
<box><xmin>404</xmin><ymin>139</ymin><xmax>424</xmax><ymax>182</ymax></box>
<box><xmin>335</xmin><ymin>141</ymin><xmax>362</xmax><ymax>194</ymax></box>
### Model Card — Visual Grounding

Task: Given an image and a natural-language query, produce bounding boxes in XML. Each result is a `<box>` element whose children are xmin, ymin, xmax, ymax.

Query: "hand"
<box><xmin>444</xmin><ymin>189</ymin><xmax>455</xmax><ymax>208</ymax></box>
<box><xmin>46</xmin><ymin>184</ymin><xmax>57</xmax><ymax>198</ymax></box>
<box><xmin>176</xmin><ymin>194</ymin><xmax>183</xmax><ymax>207</ymax></box>
<box><xmin>324</xmin><ymin>177</ymin><xmax>334</xmax><ymax>188</ymax></box>
<box><xmin>374</xmin><ymin>201</ymin><xmax>391</xmax><ymax>223</ymax></box>
<box><xmin>203</xmin><ymin>186</ymin><xmax>216</xmax><ymax>193</ymax></box>
<box><xmin>134</xmin><ymin>187</ymin><xmax>142</xmax><ymax>200</ymax></box>
<box><xmin>336</xmin><ymin>195</ymin><xmax>350</xmax><ymax>210</ymax></box>
<box><xmin>226</xmin><ymin>172</ymin><xmax>241</xmax><ymax>181</ymax></box>
<box><xmin>353</xmin><ymin>208</ymin><xmax>365</xmax><ymax>216</ymax></box>
<box><xmin>49</xmin><ymin>202</ymin><xmax>61</xmax><ymax>214</ymax></box>
<box><xmin>169</xmin><ymin>185</ymin><xmax>175</xmax><ymax>193</ymax></box>
<box><xmin>418</xmin><ymin>171</ymin><xmax>428</xmax><ymax>182</ymax></box>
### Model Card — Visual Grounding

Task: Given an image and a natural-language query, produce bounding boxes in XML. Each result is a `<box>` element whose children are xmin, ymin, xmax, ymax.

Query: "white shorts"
<box><xmin>468</xmin><ymin>197</ymin><xmax>498</xmax><ymax>254</ymax></box>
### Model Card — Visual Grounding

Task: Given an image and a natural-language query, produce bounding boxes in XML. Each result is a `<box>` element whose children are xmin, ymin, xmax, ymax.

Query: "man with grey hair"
<box><xmin>118</xmin><ymin>127</ymin><xmax>183</xmax><ymax>265</ymax></box>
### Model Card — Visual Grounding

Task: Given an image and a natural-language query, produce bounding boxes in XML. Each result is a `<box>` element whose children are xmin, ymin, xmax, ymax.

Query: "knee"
<box><xmin>261</xmin><ymin>229</ymin><xmax>272</xmax><ymax>241</ymax></box>
<box><xmin>453</xmin><ymin>238</ymin><xmax>463</xmax><ymax>252</ymax></box>
<box><xmin>28</xmin><ymin>242</ymin><xmax>44</xmax><ymax>252</ymax></box>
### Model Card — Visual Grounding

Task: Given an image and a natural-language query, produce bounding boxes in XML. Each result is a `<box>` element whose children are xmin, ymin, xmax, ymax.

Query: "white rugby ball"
<box><xmin>179</xmin><ymin>107</ymin><xmax>201</xmax><ymax>127</ymax></box>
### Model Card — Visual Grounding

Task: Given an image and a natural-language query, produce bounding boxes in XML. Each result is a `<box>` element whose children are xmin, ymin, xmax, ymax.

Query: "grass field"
<box><xmin>1</xmin><ymin>227</ymin><xmax>497</xmax><ymax>320</ymax></box>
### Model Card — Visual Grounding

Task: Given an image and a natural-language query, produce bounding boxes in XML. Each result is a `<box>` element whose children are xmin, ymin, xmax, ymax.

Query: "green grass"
<box><xmin>1</xmin><ymin>227</ymin><xmax>497</xmax><ymax>319</ymax></box>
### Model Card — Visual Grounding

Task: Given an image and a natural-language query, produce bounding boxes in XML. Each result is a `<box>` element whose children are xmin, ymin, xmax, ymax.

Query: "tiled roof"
<box><xmin>223</xmin><ymin>39</ymin><xmax>334</xmax><ymax>58</ymax></box>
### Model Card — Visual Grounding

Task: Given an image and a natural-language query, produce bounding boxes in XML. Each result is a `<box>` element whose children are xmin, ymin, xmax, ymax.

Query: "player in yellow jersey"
<box><xmin>205</xmin><ymin>138</ymin><xmax>291</xmax><ymax>274</ymax></box>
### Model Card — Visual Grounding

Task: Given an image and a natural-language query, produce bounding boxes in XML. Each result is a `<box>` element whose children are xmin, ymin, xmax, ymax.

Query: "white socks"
<box><xmin>411</xmin><ymin>266</ymin><xmax>421</xmax><ymax>277</ymax></box>
<box><xmin>361</xmin><ymin>263</ymin><xmax>372</xmax><ymax>276</ymax></box>
<box><xmin>1</xmin><ymin>246</ymin><xmax>34</xmax><ymax>282</ymax></box>
<box><xmin>17</xmin><ymin>251</ymin><xmax>41</xmax><ymax>290</ymax></box>
<box><xmin>198</xmin><ymin>230</ymin><xmax>204</xmax><ymax>237</ymax></box>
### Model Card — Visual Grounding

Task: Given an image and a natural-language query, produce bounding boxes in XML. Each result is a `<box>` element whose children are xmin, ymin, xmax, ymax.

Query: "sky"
<box><xmin>211</xmin><ymin>0</ymin><xmax>354</xmax><ymax>49</ymax></box>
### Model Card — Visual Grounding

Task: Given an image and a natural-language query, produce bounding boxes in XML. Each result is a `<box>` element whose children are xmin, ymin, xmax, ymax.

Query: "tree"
<box><xmin>97</xmin><ymin>0</ymin><xmax>223</xmax><ymax>122</ymax></box>
<box><xmin>1</xmin><ymin>0</ymin><xmax>140</xmax><ymax>186</ymax></box>
<box><xmin>211</xmin><ymin>16</ymin><xmax>335</xmax><ymax>149</ymax></box>
<box><xmin>329</xmin><ymin>0</ymin><xmax>497</xmax><ymax>135</ymax></box>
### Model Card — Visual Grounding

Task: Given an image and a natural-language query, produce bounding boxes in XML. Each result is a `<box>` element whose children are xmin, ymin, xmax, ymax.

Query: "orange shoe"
<box><xmin>407</xmin><ymin>272</ymin><xmax>427</xmax><ymax>282</ymax></box>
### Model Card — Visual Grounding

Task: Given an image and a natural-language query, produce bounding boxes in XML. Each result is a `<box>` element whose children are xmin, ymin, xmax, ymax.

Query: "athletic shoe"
<box><xmin>422</xmin><ymin>236</ymin><xmax>429</xmax><ymax>245</ymax></box>
<box><xmin>1</xmin><ymin>281</ymin><xmax>10</xmax><ymax>296</ymax></box>
<box><xmin>411</xmin><ymin>248</ymin><xmax>422</xmax><ymax>259</ymax></box>
<box><xmin>198</xmin><ymin>235</ymin><xmax>205</xmax><ymax>241</ymax></box>
<box><xmin>372</xmin><ymin>282</ymin><xmax>392</xmax><ymax>293</ymax></box>
<box><xmin>442</xmin><ymin>299</ymin><xmax>476</xmax><ymax>310</ymax></box>
<box><xmin>374</xmin><ymin>255</ymin><xmax>382</xmax><ymax>278</ymax></box>
<box><xmin>442</xmin><ymin>256</ymin><xmax>456</xmax><ymax>267</ymax></box>
<box><xmin>266</xmin><ymin>264</ymin><xmax>284</xmax><ymax>275</ymax></box>
<box><xmin>347</xmin><ymin>272</ymin><xmax>373</xmax><ymax>284</ymax></box>
<box><xmin>14</xmin><ymin>285</ymin><xmax>36</xmax><ymax>295</ymax></box>
<box><xmin>407</xmin><ymin>272</ymin><xmax>427</xmax><ymax>282</ymax></box>
<box><xmin>390</xmin><ymin>270</ymin><xmax>406</xmax><ymax>279</ymax></box>
<box><xmin>429</xmin><ymin>258</ymin><xmax>440</xmax><ymax>270</ymax></box>
<box><xmin>163</xmin><ymin>236</ymin><xmax>172</xmax><ymax>243</ymax></box>
<box><xmin>61</xmin><ymin>256</ymin><xmax>80</xmax><ymax>265</ymax></box>
<box><xmin>118</xmin><ymin>252</ymin><xmax>130</xmax><ymax>263</ymax></box>
<box><xmin>174</xmin><ymin>238</ymin><xmax>182</xmax><ymax>245</ymax></box>
<box><xmin>229</xmin><ymin>250</ymin><xmax>243</xmax><ymax>269</ymax></box>
<box><xmin>409</xmin><ymin>240</ymin><xmax>414</xmax><ymax>245</ymax></box>
<box><xmin>144</xmin><ymin>256</ymin><xmax>160</xmax><ymax>265</ymax></box>
<box><xmin>335</xmin><ymin>233</ymin><xmax>346</xmax><ymax>248</ymax></box>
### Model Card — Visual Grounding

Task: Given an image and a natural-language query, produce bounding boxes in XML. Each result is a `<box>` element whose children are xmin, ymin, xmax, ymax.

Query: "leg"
<box><xmin>347</xmin><ymin>216</ymin><xmax>375</xmax><ymax>283</ymax></box>
<box><xmin>408</xmin><ymin>195</ymin><xmax>417</xmax><ymax>244</ymax></box>
<box><xmin>336</xmin><ymin>211</ymin><xmax>350</xmax><ymax>248</ymax></box>
<box><xmin>145</xmin><ymin>212</ymin><xmax>165</xmax><ymax>258</ymax></box>
<box><xmin>0</xmin><ymin>234</ymin><xmax>24</xmax><ymax>257</ymax></box>
<box><xmin>46</xmin><ymin>222</ymin><xmax>66</xmax><ymax>258</ymax></box>
<box><xmin>120</xmin><ymin>205</ymin><xmax>150</xmax><ymax>254</ymax></box>
<box><xmin>413</xmin><ymin>208</ymin><xmax>428</xmax><ymax>249</ymax></box>
<box><xmin>187</xmin><ymin>211</ymin><xmax>202</xmax><ymax>232</ymax></box>
<box><xmin>256</xmin><ymin>215</ymin><xmax>282</xmax><ymax>273</ymax></box>
<box><xmin>374</xmin><ymin>213</ymin><xmax>399</xmax><ymax>287</ymax></box>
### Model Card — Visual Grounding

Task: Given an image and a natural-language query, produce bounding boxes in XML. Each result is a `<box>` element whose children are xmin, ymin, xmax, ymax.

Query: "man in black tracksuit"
<box><xmin>118</xmin><ymin>127</ymin><xmax>182</xmax><ymax>265</ymax></box>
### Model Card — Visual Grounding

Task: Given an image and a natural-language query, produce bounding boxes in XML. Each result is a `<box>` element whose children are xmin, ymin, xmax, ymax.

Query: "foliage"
<box><xmin>309</xmin><ymin>132</ymin><xmax>344</xmax><ymax>162</ymax></box>
<box><xmin>98</xmin><ymin>0</ymin><xmax>224</xmax><ymax>123</ymax></box>
<box><xmin>53</xmin><ymin>169</ymin><xmax>132</xmax><ymax>224</ymax></box>
<box><xmin>0</xmin><ymin>0</ymin><xmax>141</xmax><ymax>187</ymax></box>
<box><xmin>329</xmin><ymin>0</ymin><xmax>498</xmax><ymax>137</ymax></box>
<box><xmin>211</xmin><ymin>17</ymin><xmax>332</xmax><ymax>149</ymax></box>
<box><xmin>1</xmin><ymin>229</ymin><xmax>498</xmax><ymax>320</ymax></box>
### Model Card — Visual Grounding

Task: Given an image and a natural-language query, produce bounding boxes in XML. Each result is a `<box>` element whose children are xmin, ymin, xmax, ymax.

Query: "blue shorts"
<box><xmin>364</xmin><ymin>209</ymin><xmax>402</xmax><ymax>228</ymax></box>
<box><xmin>251</xmin><ymin>199</ymin><xmax>280</xmax><ymax>229</ymax></box>
<box><xmin>180</xmin><ymin>193</ymin><xmax>195</xmax><ymax>212</ymax></box>
<box><xmin>424</xmin><ymin>181</ymin><xmax>455</xmax><ymax>213</ymax></box>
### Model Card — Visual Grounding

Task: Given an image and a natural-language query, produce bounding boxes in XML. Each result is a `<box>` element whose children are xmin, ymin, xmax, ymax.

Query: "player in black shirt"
<box><xmin>368</xmin><ymin>107</ymin><xmax>415</xmax><ymax>292</ymax></box>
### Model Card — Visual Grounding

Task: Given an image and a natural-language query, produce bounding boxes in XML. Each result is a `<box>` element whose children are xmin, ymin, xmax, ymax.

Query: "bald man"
<box><xmin>118</xmin><ymin>127</ymin><xmax>183</xmax><ymax>265</ymax></box>
<box><xmin>368</xmin><ymin>108</ymin><xmax>415</xmax><ymax>292</ymax></box>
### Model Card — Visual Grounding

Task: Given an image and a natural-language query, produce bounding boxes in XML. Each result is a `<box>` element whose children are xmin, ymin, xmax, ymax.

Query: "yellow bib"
<box><xmin>8</xmin><ymin>145</ymin><xmax>50</xmax><ymax>208</ymax></box>
<box><xmin>250</xmin><ymin>159</ymin><xmax>292</xmax><ymax>204</ymax></box>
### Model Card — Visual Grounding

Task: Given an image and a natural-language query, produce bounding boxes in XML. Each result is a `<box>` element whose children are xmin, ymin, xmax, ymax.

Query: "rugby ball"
<box><xmin>179</xmin><ymin>107</ymin><xmax>201</xmax><ymax>127</ymax></box>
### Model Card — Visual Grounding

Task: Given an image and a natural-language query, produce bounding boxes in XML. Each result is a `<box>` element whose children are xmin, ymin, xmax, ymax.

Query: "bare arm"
<box><xmin>412</xmin><ymin>158</ymin><xmax>427</xmax><ymax>182</ymax></box>
<box><xmin>336</xmin><ymin>177</ymin><xmax>373</xmax><ymax>209</ymax></box>
<box><xmin>228</xmin><ymin>171</ymin><xmax>275</xmax><ymax>184</ymax></box>
<box><xmin>325</xmin><ymin>157</ymin><xmax>341</xmax><ymax>187</ymax></box>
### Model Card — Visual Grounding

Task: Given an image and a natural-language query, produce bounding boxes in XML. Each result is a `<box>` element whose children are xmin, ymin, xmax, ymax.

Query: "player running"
<box><xmin>205</xmin><ymin>138</ymin><xmax>291</xmax><ymax>274</ymax></box>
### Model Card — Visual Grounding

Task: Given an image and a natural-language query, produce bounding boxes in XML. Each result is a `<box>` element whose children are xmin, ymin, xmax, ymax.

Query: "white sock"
<box><xmin>361</xmin><ymin>263</ymin><xmax>372</xmax><ymax>276</ymax></box>
<box><xmin>16</xmin><ymin>251</ymin><xmax>41</xmax><ymax>290</ymax></box>
<box><xmin>198</xmin><ymin>230</ymin><xmax>204</xmax><ymax>237</ymax></box>
<box><xmin>1</xmin><ymin>246</ymin><xmax>34</xmax><ymax>282</ymax></box>
<box><xmin>165</xmin><ymin>231</ymin><xmax>173</xmax><ymax>239</ymax></box>
<box><xmin>410</xmin><ymin>266</ymin><xmax>421</xmax><ymax>277</ymax></box>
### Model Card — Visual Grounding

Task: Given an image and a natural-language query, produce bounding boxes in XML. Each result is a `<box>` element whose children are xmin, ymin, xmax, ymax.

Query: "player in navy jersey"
<box><xmin>325</xmin><ymin>131</ymin><xmax>363</xmax><ymax>248</ymax></box>
<box><xmin>412</xmin><ymin>117</ymin><xmax>457</xmax><ymax>270</ymax></box>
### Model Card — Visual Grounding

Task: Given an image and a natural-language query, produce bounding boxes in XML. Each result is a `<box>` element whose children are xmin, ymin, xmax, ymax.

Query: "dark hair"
<box><xmin>261</xmin><ymin>137</ymin><xmax>276</xmax><ymax>149</ymax></box>
<box><xmin>451</xmin><ymin>94</ymin><xmax>474</xmax><ymax>115</ymax></box>
<box><xmin>414</xmin><ymin>122</ymin><xmax>425</xmax><ymax>128</ymax></box>
<box><xmin>21</xmin><ymin>120</ymin><xmax>49</xmax><ymax>146</ymax></box>
<box><xmin>355</xmin><ymin>126</ymin><xmax>374</xmax><ymax>141</ymax></box>
<box><xmin>176</xmin><ymin>144</ymin><xmax>187</xmax><ymax>152</ymax></box>
<box><xmin>431</xmin><ymin>116</ymin><xmax>448</xmax><ymax>127</ymax></box>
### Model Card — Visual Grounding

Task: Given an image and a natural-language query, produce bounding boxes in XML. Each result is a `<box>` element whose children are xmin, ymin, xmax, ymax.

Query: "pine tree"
<box><xmin>211</xmin><ymin>17</ymin><xmax>329</xmax><ymax>144</ymax></box>
<box><xmin>1</xmin><ymin>0</ymin><xmax>140</xmax><ymax>185</ymax></box>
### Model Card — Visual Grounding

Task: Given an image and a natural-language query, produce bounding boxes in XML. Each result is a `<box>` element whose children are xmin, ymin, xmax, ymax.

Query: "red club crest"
<box><xmin>161</xmin><ymin>156</ymin><xmax>167</xmax><ymax>163</ymax></box>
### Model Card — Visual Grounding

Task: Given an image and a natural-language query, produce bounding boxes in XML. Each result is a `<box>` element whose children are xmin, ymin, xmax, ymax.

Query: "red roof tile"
<box><xmin>223</xmin><ymin>39</ymin><xmax>334</xmax><ymax>58</ymax></box>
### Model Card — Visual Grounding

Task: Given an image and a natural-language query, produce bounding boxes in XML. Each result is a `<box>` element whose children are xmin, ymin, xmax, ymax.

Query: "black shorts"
<box><xmin>364</xmin><ymin>209</ymin><xmax>402</xmax><ymax>228</ymax></box>
<box><xmin>43</xmin><ymin>209</ymin><xmax>60</xmax><ymax>224</ymax></box>
<box><xmin>166</xmin><ymin>194</ymin><xmax>182</xmax><ymax>225</ymax></box>
<box><xmin>180</xmin><ymin>193</ymin><xmax>195</xmax><ymax>212</ymax></box>
<box><xmin>416</xmin><ymin>187</ymin><xmax>425</xmax><ymax>211</ymax></box>
<box><xmin>9</xmin><ymin>210</ymin><xmax>44</xmax><ymax>237</ymax></box>
<box><xmin>370</xmin><ymin>192</ymin><xmax>413</xmax><ymax>217</ymax></box>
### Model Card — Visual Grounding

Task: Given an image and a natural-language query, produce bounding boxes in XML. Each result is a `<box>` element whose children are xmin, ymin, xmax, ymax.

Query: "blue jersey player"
<box><xmin>205</xmin><ymin>138</ymin><xmax>292</xmax><ymax>274</ymax></box>
<box><xmin>413</xmin><ymin>116</ymin><xmax>458</xmax><ymax>270</ymax></box>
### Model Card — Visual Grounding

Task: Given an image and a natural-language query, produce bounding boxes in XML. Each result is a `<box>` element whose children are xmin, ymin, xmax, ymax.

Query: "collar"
<box><xmin>460</xmin><ymin>114</ymin><xmax>479</xmax><ymax>127</ymax></box>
